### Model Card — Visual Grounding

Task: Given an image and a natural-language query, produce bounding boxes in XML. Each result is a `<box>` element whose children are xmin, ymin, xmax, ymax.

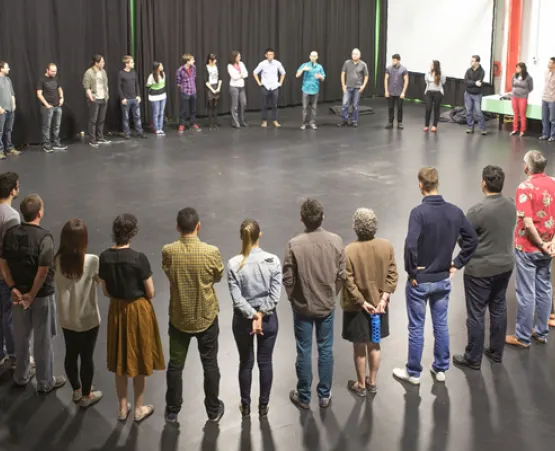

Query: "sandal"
<box><xmin>365</xmin><ymin>378</ymin><xmax>377</xmax><ymax>394</ymax></box>
<box><xmin>118</xmin><ymin>402</ymin><xmax>131</xmax><ymax>422</ymax></box>
<box><xmin>134</xmin><ymin>405</ymin><xmax>155</xmax><ymax>423</ymax></box>
<box><xmin>347</xmin><ymin>380</ymin><xmax>367</xmax><ymax>397</ymax></box>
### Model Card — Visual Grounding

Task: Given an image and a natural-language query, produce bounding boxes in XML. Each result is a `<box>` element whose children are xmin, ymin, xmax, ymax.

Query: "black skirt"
<box><xmin>342</xmin><ymin>308</ymin><xmax>390</xmax><ymax>343</ymax></box>
<box><xmin>207</xmin><ymin>84</ymin><xmax>220</xmax><ymax>102</ymax></box>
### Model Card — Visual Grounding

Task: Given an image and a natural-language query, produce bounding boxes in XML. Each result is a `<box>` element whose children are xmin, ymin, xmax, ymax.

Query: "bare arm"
<box><xmin>279</xmin><ymin>73</ymin><xmax>285</xmax><ymax>86</ymax></box>
<box><xmin>58</xmin><ymin>87</ymin><xmax>64</xmax><ymax>105</ymax></box>
<box><xmin>361</xmin><ymin>75</ymin><xmax>369</xmax><ymax>92</ymax></box>
<box><xmin>37</xmin><ymin>90</ymin><xmax>51</xmax><ymax>108</ymax></box>
<box><xmin>143</xmin><ymin>276</ymin><xmax>155</xmax><ymax>299</ymax></box>
<box><xmin>384</xmin><ymin>73</ymin><xmax>390</xmax><ymax>96</ymax></box>
<box><xmin>401</xmin><ymin>73</ymin><xmax>409</xmax><ymax>97</ymax></box>
<box><xmin>524</xmin><ymin>217</ymin><xmax>550</xmax><ymax>252</ymax></box>
<box><xmin>341</xmin><ymin>71</ymin><xmax>346</xmax><ymax>91</ymax></box>
<box><xmin>253</xmin><ymin>73</ymin><xmax>261</xmax><ymax>86</ymax></box>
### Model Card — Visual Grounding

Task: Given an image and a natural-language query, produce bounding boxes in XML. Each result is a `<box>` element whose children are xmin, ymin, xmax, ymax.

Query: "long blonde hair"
<box><xmin>239</xmin><ymin>219</ymin><xmax>260</xmax><ymax>270</ymax></box>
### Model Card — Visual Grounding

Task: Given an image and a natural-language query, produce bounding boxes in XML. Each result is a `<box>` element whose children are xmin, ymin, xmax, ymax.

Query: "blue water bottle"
<box><xmin>370</xmin><ymin>314</ymin><xmax>381</xmax><ymax>343</ymax></box>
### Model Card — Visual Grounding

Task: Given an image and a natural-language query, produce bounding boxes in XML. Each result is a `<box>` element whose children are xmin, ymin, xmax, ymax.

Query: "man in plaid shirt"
<box><xmin>176</xmin><ymin>54</ymin><xmax>200</xmax><ymax>133</ymax></box>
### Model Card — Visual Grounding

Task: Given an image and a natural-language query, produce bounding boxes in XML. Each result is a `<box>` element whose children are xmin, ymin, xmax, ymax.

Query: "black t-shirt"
<box><xmin>99</xmin><ymin>248</ymin><xmax>152</xmax><ymax>300</ymax></box>
<box><xmin>37</xmin><ymin>75</ymin><xmax>61</xmax><ymax>106</ymax></box>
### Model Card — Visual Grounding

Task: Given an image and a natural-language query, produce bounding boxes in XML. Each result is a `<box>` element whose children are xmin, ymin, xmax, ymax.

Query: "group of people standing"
<box><xmin>1</xmin><ymin>149</ymin><xmax>555</xmax><ymax>425</ymax></box>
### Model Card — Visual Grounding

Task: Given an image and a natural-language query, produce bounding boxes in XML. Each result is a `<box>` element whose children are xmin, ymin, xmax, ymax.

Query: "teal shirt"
<box><xmin>297</xmin><ymin>62</ymin><xmax>326</xmax><ymax>95</ymax></box>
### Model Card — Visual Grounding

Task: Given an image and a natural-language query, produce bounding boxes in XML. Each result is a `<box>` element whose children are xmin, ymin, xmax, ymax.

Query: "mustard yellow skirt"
<box><xmin>107</xmin><ymin>297</ymin><xmax>165</xmax><ymax>377</ymax></box>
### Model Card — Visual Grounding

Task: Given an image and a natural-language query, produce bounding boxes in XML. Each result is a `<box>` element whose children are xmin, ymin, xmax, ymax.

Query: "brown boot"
<box><xmin>505</xmin><ymin>335</ymin><xmax>530</xmax><ymax>348</ymax></box>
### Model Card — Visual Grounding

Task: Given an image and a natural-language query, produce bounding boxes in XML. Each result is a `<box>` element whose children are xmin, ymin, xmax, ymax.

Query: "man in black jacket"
<box><xmin>464</xmin><ymin>55</ymin><xmax>487</xmax><ymax>135</ymax></box>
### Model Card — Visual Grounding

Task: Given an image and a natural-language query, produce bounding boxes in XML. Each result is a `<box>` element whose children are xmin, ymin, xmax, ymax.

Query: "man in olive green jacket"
<box><xmin>82</xmin><ymin>54</ymin><xmax>110</xmax><ymax>148</ymax></box>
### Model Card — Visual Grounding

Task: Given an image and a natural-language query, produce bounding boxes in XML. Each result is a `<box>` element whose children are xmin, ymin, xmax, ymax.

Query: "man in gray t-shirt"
<box><xmin>385</xmin><ymin>54</ymin><xmax>409</xmax><ymax>129</ymax></box>
<box><xmin>338</xmin><ymin>49</ymin><xmax>369</xmax><ymax>127</ymax></box>
<box><xmin>0</xmin><ymin>61</ymin><xmax>20</xmax><ymax>158</ymax></box>
<box><xmin>0</xmin><ymin>171</ymin><xmax>20</xmax><ymax>366</ymax></box>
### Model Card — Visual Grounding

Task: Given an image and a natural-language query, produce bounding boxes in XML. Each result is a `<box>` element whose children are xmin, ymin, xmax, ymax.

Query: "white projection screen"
<box><xmin>386</xmin><ymin>0</ymin><xmax>494</xmax><ymax>80</ymax></box>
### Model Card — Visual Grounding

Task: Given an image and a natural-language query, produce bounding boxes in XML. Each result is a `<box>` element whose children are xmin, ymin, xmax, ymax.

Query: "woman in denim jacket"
<box><xmin>227</xmin><ymin>219</ymin><xmax>281</xmax><ymax>419</ymax></box>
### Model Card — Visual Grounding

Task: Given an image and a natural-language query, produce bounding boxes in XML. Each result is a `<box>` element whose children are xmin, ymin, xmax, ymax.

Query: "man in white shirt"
<box><xmin>253</xmin><ymin>48</ymin><xmax>286</xmax><ymax>128</ymax></box>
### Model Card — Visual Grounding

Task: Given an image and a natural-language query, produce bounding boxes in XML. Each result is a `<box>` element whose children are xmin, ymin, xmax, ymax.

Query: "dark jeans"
<box><xmin>166</xmin><ymin>319</ymin><xmax>221</xmax><ymax>418</ymax></box>
<box><xmin>541</xmin><ymin>100</ymin><xmax>555</xmax><ymax>139</ymax></box>
<box><xmin>0</xmin><ymin>280</ymin><xmax>15</xmax><ymax>360</ymax></box>
<box><xmin>302</xmin><ymin>92</ymin><xmax>319</xmax><ymax>125</ymax></box>
<box><xmin>62</xmin><ymin>326</ymin><xmax>99</xmax><ymax>396</ymax></box>
<box><xmin>232</xmin><ymin>311</ymin><xmax>278</xmax><ymax>406</ymax></box>
<box><xmin>463</xmin><ymin>271</ymin><xmax>511</xmax><ymax>363</ymax></box>
<box><xmin>341</xmin><ymin>88</ymin><xmax>361</xmax><ymax>122</ymax></box>
<box><xmin>388</xmin><ymin>96</ymin><xmax>403</xmax><ymax>123</ymax></box>
<box><xmin>121</xmin><ymin>98</ymin><xmax>143</xmax><ymax>135</ymax></box>
<box><xmin>41</xmin><ymin>106</ymin><xmax>62</xmax><ymax>146</ymax></box>
<box><xmin>261</xmin><ymin>87</ymin><xmax>279</xmax><ymax>121</ymax></box>
<box><xmin>293</xmin><ymin>310</ymin><xmax>334</xmax><ymax>404</ymax></box>
<box><xmin>179</xmin><ymin>93</ymin><xmax>197</xmax><ymax>126</ymax></box>
<box><xmin>464</xmin><ymin>92</ymin><xmax>485</xmax><ymax>130</ymax></box>
<box><xmin>424</xmin><ymin>91</ymin><xmax>443</xmax><ymax>127</ymax></box>
<box><xmin>0</xmin><ymin>111</ymin><xmax>15</xmax><ymax>153</ymax></box>
<box><xmin>88</xmin><ymin>99</ymin><xmax>107</xmax><ymax>143</ymax></box>
<box><xmin>406</xmin><ymin>279</ymin><xmax>451</xmax><ymax>377</ymax></box>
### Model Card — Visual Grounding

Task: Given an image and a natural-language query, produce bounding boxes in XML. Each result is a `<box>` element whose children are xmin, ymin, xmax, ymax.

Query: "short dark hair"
<box><xmin>20</xmin><ymin>194</ymin><xmax>43</xmax><ymax>222</ymax></box>
<box><xmin>265</xmin><ymin>48</ymin><xmax>275</xmax><ymax>55</ymax></box>
<box><xmin>0</xmin><ymin>172</ymin><xmax>19</xmax><ymax>199</ymax></box>
<box><xmin>418</xmin><ymin>167</ymin><xmax>439</xmax><ymax>192</ymax></box>
<box><xmin>392</xmin><ymin>53</ymin><xmax>401</xmax><ymax>60</ymax></box>
<box><xmin>482</xmin><ymin>165</ymin><xmax>505</xmax><ymax>193</ymax></box>
<box><xmin>177</xmin><ymin>207</ymin><xmax>200</xmax><ymax>234</ymax></box>
<box><xmin>112</xmin><ymin>213</ymin><xmax>138</xmax><ymax>246</ymax></box>
<box><xmin>472</xmin><ymin>55</ymin><xmax>481</xmax><ymax>63</ymax></box>
<box><xmin>301</xmin><ymin>199</ymin><xmax>324</xmax><ymax>231</ymax></box>
<box><xmin>91</xmin><ymin>54</ymin><xmax>104</xmax><ymax>66</ymax></box>
<box><xmin>551</xmin><ymin>57</ymin><xmax>555</xmax><ymax>64</ymax></box>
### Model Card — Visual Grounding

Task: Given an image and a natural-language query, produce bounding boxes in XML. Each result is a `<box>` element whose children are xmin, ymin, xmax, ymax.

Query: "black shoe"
<box><xmin>240</xmin><ymin>122</ymin><xmax>249</xmax><ymax>127</ymax></box>
<box><xmin>352</xmin><ymin>122</ymin><xmax>358</xmax><ymax>128</ymax></box>
<box><xmin>208</xmin><ymin>401</ymin><xmax>225</xmax><ymax>423</ymax></box>
<box><xmin>97</xmin><ymin>138</ymin><xmax>111</xmax><ymax>144</ymax></box>
<box><xmin>453</xmin><ymin>354</ymin><xmax>481</xmax><ymax>370</ymax></box>
<box><xmin>138</xmin><ymin>134</ymin><xmax>148</xmax><ymax>139</ymax></box>
<box><xmin>385</xmin><ymin>123</ymin><xmax>394</xmax><ymax>129</ymax></box>
<box><xmin>240</xmin><ymin>403</ymin><xmax>250</xmax><ymax>418</ymax></box>
<box><xmin>466</xmin><ymin>128</ymin><xmax>475</xmax><ymax>134</ymax></box>
<box><xmin>337</xmin><ymin>121</ymin><xmax>348</xmax><ymax>127</ymax></box>
<box><xmin>398</xmin><ymin>123</ymin><xmax>404</xmax><ymax>130</ymax></box>
<box><xmin>43</xmin><ymin>145</ymin><xmax>53</xmax><ymax>153</ymax></box>
<box><xmin>53</xmin><ymin>143</ymin><xmax>68</xmax><ymax>151</ymax></box>
<box><xmin>259</xmin><ymin>404</ymin><xmax>269</xmax><ymax>418</ymax></box>
<box><xmin>89</xmin><ymin>141</ymin><xmax>99</xmax><ymax>148</ymax></box>
<box><xmin>483</xmin><ymin>348</ymin><xmax>502</xmax><ymax>363</ymax></box>
<box><xmin>124</xmin><ymin>135</ymin><xmax>131</xmax><ymax>140</ymax></box>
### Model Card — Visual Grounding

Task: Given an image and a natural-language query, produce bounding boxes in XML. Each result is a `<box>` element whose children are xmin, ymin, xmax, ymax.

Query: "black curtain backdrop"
<box><xmin>135</xmin><ymin>0</ymin><xmax>383</xmax><ymax>123</ymax></box>
<box><xmin>0</xmin><ymin>0</ymin><xmax>129</xmax><ymax>146</ymax></box>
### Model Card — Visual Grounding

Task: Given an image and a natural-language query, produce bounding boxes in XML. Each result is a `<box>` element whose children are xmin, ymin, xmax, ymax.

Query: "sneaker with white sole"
<box><xmin>80</xmin><ymin>390</ymin><xmax>103</xmax><ymax>408</ymax></box>
<box><xmin>430</xmin><ymin>366</ymin><xmax>446</xmax><ymax>382</ymax></box>
<box><xmin>73</xmin><ymin>389</ymin><xmax>83</xmax><ymax>403</ymax></box>
<box><xmin>392</xmin><ymin>367</ymin><xmax>421</xmax><ymax>385</ymax></box>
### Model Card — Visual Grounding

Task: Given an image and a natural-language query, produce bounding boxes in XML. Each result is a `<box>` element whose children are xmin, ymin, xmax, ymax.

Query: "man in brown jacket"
<box><xmin>341</xmin><ymin>208</ymin><xmax>398</xmax><ymax>396</ymax></box>
<box><xmin>283</xmin><ymin>199</ymin><xmax>346</xmax><ymax>409</ymax></box>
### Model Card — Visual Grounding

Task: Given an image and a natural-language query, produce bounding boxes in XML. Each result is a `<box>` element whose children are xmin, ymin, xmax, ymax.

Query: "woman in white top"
<box><xmin>145</xmin><ymin>62</ymin><xmax>167</xmax><ymax>135</ymax></box>
<box><xmin>228</xmin><ymin>51</ymin><xmax>249</xmax><ymax>128</ymax></box>
<box><xmin>55</xmin><ymin>218</ymin><xmax>102</xmax><ymax>408</ymax></box>
<box><xmin>423</xmin><ymin>60</ymin><xmax>446</xmax><ymax>133</ymax></box>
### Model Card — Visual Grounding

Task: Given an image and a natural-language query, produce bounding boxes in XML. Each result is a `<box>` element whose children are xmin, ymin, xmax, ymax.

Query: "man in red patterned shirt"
<box><xmin>507</xmin><ymin>150</ymin><xmax>555</xmax><ymax>348</ymax></box>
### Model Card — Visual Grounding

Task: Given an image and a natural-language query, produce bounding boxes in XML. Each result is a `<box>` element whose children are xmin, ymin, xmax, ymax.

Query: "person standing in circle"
<box><xmin>83</xmin><ymin>55</ymin><xmax>111</xmax><ymax>148</ymax></box>
<box><xmin>227</xmin><ymin>219</ymin><xmax>281</xmax><ymax>419</ymax></box>
<box><xmin>423</xmin><ymin>60</ymin><xmax>446</xmax><ymax>133</ymax></box>
<box><xmin>253</xmin><ymin>48</ymin><xmax>286</xmax><ymax>128</ymax></box>
<box><xmin>146</xmin><ymin>62</ymin><xmax>167</xmax><ymax>136</ymax></box>
<box><xmin>510</xmin><ymin>63</ymin><xmax>533</xmax><ymax>137</ymax></box>
<box><xmin>98</xmin><ymin>214</ymin><xmax>165</xmax><ymax>423</ymax></box>
<box><xmin>338</xmin><ymin>49</ymin><xmax>369</xmax><ymax>128</ymax></box>
<box><xmin>384</xmin><ymin>53</ymin><xmax>409</xmax><ymax>130</ymax></box>
<box><xmin>296</xmin><ymin>51</ymin><xmax>326</xmax><ymax>130</ymax></box>
<box><xmin>228</xmin><ymin>51</ymin><xmax>249</xmax><ymax>128</ymax></box>
<box><xmin>204</xmin><ymin>54</ymin><xmax>222</xmax><ymax>130</ymax></box>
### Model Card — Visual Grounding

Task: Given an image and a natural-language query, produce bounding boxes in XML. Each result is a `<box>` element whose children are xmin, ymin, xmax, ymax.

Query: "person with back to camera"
<box><xmin>227</xmin><ymin>219</ymin><xmax>281</xmax><ymax>419</ymax></box>
<box><xmin>510</xmin><ymin>62</ymin><xmax>533</xmax><ymax>137</ymax></box>
<box><xmin>464</xmin><ymin>55</ymin><xmax>487</xmax><ymax>136</ymax></box>
<box><xmin>204</xmin><ymin>53</ymin><xmax>222</xmax><ymax>130</ymax></box>
<box><xmin>341</xmin><ymin>208</ymin><xmax>398</xmax><ymax>396</ymax></box>
<box><xmin>384</xmin><ymin>53</ymin><xmax>408</xmax><ymax>130</ymax></box>
<box><xmin>98</xmin><ymin>214</ymin><xmax>165</xmax><ymax>423</ymax></box>
<box><xmin>55</xmin><ymin>219</ymin><xmax>103</xmax><ymax>407</ymax></box>
<box><xmin>423</xmin><ymin>60</ymin><xmax>446</xmax><ymax>133</ymax></box>
<box><xmin>228</xmin><ymin>51</ymin><xmax>249</xmax><ymax>128</ymax></box>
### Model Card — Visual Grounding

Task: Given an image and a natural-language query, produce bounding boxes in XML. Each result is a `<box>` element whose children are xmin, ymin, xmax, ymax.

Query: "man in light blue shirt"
<box><xmin>253</xmin><ymin>48</ymin><xmax>286</xmax><ymax>127</ymax></box>
<box><xmin>296</xmin><ymin>51</ymin><xmax>326</xmax><ymax>130</ymax></box>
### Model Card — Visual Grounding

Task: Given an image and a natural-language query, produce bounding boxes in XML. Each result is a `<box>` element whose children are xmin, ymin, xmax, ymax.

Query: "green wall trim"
<box><xmin>130</xmin><ymin>0</ymin><xmax>136</xmax><ymax>57</ymax></box>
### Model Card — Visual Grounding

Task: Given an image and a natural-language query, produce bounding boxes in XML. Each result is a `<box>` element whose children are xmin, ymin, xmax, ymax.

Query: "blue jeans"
<box><xmin>121</xmin><ymin>98</ymin><xmax>143</xmax><ymax>135</ymax></box>
<box><xmin>293</xmin><ymin>310</ymin><xmax>334</xmax><ymax>403</ymax></box>
<box><xmin>541</xmin><ymin>100</ymin><xmax>555</xmax><ymax>139</ymax></box>
<box><xmin>0</xmin><ymin>280</ymin><xmax>15</xmax><ymax>360</ymax></box>
<box><xmin>342</xmin><ymin>88</ymin><xmax>361</xmax><ymax>122</ymax></box>
<box><xmin>515</xmin><ymin>250</ymin><xmax>552</xmax><ymax>344</ymax></box>
<box><xmin>41</xmin><ymin>106</ymin><xmax>63</xmax><ymax>146</ymax></box>
<box><xmin>151</xmin><ymin>98</ymin><xmax>166</xmax><ymax>131</ymax></box>
<box><xmin>464</xmin><ymin>92</ymin><xmax>485</xmax><ymax>131</ymax></box>
<box><xmin>0</xmin><ymin>111</ymin><xmax>15</xmax><ymax>153</ymax></box>
<box><xmin>406</xmin><ymin>279</ymin><xmax>451</xmax><ymax>377</ymax></box>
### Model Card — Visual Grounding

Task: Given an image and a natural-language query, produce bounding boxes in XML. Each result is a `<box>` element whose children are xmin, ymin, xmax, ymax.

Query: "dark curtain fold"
<box><xmin>0</xmin><ymin>0</ymin><xmax>129</xmax><ymax>146</ymax></box>
<box><xmin>135</xmin><ymin>0</ymin><xmax>381</xmax><ymax>123</ymax></box>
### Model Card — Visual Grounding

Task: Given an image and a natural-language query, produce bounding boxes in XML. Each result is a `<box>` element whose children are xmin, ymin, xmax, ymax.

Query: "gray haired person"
<box><xmin>341</xmin><ymin>208</ymin><xmax>398</xmax><ymax>396</ymax></box>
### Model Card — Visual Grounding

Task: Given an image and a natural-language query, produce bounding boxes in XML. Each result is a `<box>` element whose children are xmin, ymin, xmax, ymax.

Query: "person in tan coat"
<box><xmin>341</xmin><ymin>208</ymin><xmax>398</xmax><ymax>396</ymax></box>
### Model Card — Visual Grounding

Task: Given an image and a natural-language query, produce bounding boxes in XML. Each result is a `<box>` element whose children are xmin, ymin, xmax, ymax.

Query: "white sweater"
<box><xmin>55</xmin><ymin>254</ymin><xmax>100</xmax><ymax>332</ymax></box>
<box><xmin>228</xmin><ymin>62</ymin><xmax>249</xmax><ymax>88</ymax></box>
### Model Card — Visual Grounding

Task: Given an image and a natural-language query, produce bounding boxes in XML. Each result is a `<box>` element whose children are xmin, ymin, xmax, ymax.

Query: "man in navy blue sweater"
<box><xmin>393</xmin><ymin>167</ymin><xmax>477</xmax><ymax>385</ymax></box>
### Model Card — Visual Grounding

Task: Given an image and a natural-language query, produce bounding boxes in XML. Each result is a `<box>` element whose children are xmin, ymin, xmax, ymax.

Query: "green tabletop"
<box><xmin>481</xmin><ymin>95</ymin><xmax>542</xmax><ymax>119</ymax></box>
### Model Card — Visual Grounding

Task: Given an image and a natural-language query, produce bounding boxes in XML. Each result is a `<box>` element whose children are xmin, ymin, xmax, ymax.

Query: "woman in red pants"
<box><xmin>511</xmin><ymin>63</ymin><xmax>534</xmax><ymax>137</ymax></box>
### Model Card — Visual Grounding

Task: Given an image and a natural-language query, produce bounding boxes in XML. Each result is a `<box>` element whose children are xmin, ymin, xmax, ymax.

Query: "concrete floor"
<box><xmin>0</xmin><ymin>99</ymin><xmax>555</xmax><ymax>451</ymax></box>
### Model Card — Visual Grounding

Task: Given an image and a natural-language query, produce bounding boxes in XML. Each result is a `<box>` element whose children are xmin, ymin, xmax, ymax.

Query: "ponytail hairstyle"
<box><xmin>432</xmin><ymin>60</ymin><xmax>441</xmax><ymax>85</ymax></box>
<box><xmin>239</xmin><ymin>219</ymin><xmax>260</xmax><ymax>270</ymax></box>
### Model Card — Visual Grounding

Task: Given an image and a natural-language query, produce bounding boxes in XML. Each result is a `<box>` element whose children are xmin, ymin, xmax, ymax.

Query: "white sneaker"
<box><xmin>0</xmin><ymin>356</ymin><xmax>7</xmax><ymax>366</ymax></box>
<box><xmin>430</xmin><ymin>366</ymin><xmax>446</xmax><ymax>382</ymax></box>
<box><xmin>73</xmin><ymin>389</ymin><xmax>83</xmax><ymax>402</ymax></box>
<box><xmin>392</xmin><ymin>367</ymin><xmax>421</xmax><ymax>385</ymax></box>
